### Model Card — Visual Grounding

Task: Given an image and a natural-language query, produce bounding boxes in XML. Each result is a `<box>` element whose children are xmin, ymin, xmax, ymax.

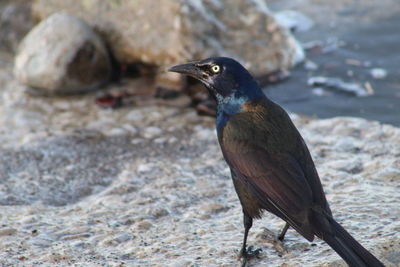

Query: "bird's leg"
<box><xmin>278</xmin><ymin>223</ymin><xmax>290</xmax><ymax>241</ymax></box>
<box><xmin>239</xmin><ymin>213</ymin><xmax>262</xmax><ymax>267</ymax></box>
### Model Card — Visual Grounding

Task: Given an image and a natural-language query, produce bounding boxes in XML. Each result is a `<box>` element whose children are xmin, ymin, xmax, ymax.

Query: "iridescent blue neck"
<box><xmin>215</xmin><ymin>84</ymin><xmax>264</xmax><ymax>130</ymax></box>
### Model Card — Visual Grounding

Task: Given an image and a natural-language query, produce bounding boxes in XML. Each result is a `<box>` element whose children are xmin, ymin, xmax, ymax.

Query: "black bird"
<box><xmin>169</xmin><ymin>57</ymin><xmax>384</xmax><ymax>267</ymax></box>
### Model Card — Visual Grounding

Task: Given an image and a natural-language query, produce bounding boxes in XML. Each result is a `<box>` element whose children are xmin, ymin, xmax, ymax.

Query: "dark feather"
<box><xmin>219</xmin><ymin>98</ymin><xmax>320</xmax><ymax>240</ymax></box>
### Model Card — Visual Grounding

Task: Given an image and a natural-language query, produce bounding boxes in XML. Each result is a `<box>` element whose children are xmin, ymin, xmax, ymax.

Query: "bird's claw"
<box><xmin>277</xmin><ymin>233</ymin><xmax>285</xmax><ymax>241</ymax></box>
<box><xmin>239</xmin><ymin>246</ymin><xmax>262</xmax><ymax>267</ymax></box>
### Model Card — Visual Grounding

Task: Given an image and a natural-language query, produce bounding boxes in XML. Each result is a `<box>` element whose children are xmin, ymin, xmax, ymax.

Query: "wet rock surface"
<box><xmin>0</xmin><ymin>52</ymin><xmax>399</xmax><ymax>266</ymax></box>
<box><xmin>14</xmin><ymin>12</ymin><xmax>111</xmax><ymax>95</ymax></box>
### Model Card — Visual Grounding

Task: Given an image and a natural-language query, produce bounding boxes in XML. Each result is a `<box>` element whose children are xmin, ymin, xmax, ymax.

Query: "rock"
<box><xmin>0</xmin><ymin>0</ymin><xmax>34</xmax><ymax>53</ymax></box>
<box><xmin>308</xmin><ymin>76</ymin><xmax>371</xmax><ymax>97</ymax></box>
<box><xmin>370</xmin><ymin>68</ymin><xmax>388</xmax><ymax>79</ymax></box>
<box><xmin>137</xmin><ymin>163</ymin><xmax>155</xmax><ymax>174</ymax></box>
<box><xmin>33</xmin><ymin>0</ymin><xmax>304</xmax><ymax>77</ymax></box>
<box><xmin>146</xmin><ymin>207</ymin><xmax>169</xmax><ymax>218</ymax></box>
<box><xmin>114</xmin><ymin>232</ymin><xmax>134</xmax><ymax>243</ymax></box>
<box><xmin>304</xmin><ymin>60</ymin><xmax>319</xmax><ymax>71</ymax></box>
<box><xmin>136</xmin><ymin>221</ymin><xmax>152</xmax><ymax>231</ymax></box>
<box><xmin>142</xmin><ymin>126</ymin><xmax>163</xmax><ymax>139</ymax></box>
<box><xmin>106</xmin><ymin>128</ymin><xmax>127</xmax><ymax>137</ymax></box>
<box><xmin>14</xmin><ymin>12</ymin><xmax>111</xmax><ymax>95</ymax></box>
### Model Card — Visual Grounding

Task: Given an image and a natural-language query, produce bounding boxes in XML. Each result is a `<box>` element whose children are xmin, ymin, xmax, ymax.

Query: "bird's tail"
<box><xmin>320</xmin><ymin>217</ymin><xmax>384</xmax><ymax>267</ymax></box>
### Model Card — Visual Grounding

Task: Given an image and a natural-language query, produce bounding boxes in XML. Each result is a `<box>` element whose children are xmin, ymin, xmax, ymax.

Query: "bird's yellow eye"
<box><xmin>211</xmin><ymin>65</ymin><xmax>220</xmax><ymax>73</ymax></box>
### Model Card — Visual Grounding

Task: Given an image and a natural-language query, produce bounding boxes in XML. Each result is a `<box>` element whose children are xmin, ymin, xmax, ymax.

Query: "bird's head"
<box><xmin>169</xmin><ymin>57</ymin><xmax>263</xmax><ymax>104</ymax></box>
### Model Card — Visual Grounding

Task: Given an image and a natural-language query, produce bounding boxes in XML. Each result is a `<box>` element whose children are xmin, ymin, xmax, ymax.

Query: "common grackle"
<box><xmin>169</xmin><ymin>57</ymin><xmax>384</xmax><ymax>267</ymax></box>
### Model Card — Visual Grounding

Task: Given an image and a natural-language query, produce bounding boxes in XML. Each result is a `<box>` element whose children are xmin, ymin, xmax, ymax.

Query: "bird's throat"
<box><xmin>215</xmin><ymin>93</ymin><xmax>247</xmax><ymax>131</ymax></box>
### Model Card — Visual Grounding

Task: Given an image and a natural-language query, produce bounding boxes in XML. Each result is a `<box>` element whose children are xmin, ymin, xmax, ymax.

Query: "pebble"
<box><xmin>333</xmin><ymin>137</ymin><xmax>358</xmax><ymax>152</ymax></box>
<box><xmin>370</xmin><ymin>68</ymin><xmax>387</xmax><ymax>79</ymax></box>
<box><xmin>304</xmin><ymin>60</ymin><xmax>319</xmax><ymax>71</ymax></box>
<box><xmin>106</xmin><ymin>128</ymin><xmax>126</xmax><ymax>136</ymax></box>
<box><xmin>114</xmin><ymin>232</ymin><xmax>134</xmax><ymax>243</ymax></box>
<box><xmin>125</xmin><ymin>110</ymin><xmax>145</xmax><ymax>121</ymax></box>
<box><xmin>137</xmin><ymin>163</ymin><xmax>154</xmax><ymax>173</ymax></box>
<box><xmin>136</xmin><ymin>221</ymin><xmax>152</xmax><ymax>230</ymax></box>
<box><xmin>122</xmin><ymin>124</ymin><xmax>138</xmax><ymax>135</ymax></box>
<box><xmin>168</xmin><ymin>137</ymin><xmax>178</xmax><ymax>143</ymax></box>
<box><xmin>142</xmin><ymin>126</ymin><xmax>163</xmax><ymax>139</ymax></box>
<box><xmin>145</xmin><ymin>207</ymin><xmax>169</xmax><ymax>218</ymax></box>
<box><xmin>154</xmin><ymin>137</ymin><xmax>167</xmax><ymax>144</ymax></box>
<box><xmin>131</xmin><ymin>138</ymin><xmax>144</xmax><ymax>145</ymax></box>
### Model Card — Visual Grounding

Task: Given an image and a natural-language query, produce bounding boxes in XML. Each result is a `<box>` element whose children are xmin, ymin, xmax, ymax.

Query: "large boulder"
<box><xmin>14</xmin><ymin>12</ymin><xmax>112</xmax><ymax>95</ymax></box>
<box><xmin>32</xmin><ymin>0</ymin><xmax>304</xmax><ymax>75</ymax></box>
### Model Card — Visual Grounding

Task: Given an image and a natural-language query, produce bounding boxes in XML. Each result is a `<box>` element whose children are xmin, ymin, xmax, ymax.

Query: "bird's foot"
<box><xmin>239</xmin><ymin>245</ymin><xmax>262</xmax><ymax>267</ymax></box>
<box><xmin>277</xmin><ymin>223</ymin><xmax>290</xmax><ymax>241</ymax></box>
<box><xmin>277</xmin><ymin>232</ymin><xmax>285</xmax><ymax>241</ymax></box>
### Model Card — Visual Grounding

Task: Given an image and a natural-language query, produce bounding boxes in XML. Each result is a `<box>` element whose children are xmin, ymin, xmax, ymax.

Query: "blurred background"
<box><xmin>1</xmin><ymin>0</ymin><xmax>399</xmax><ymax>126</ymax></box>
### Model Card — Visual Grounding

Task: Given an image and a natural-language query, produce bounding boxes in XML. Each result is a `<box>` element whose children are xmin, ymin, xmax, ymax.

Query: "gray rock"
<box><xmin>114</xmin><ymin>232</ymin><xmax>134</xmax><ymax>243</ymax></box>
<box><xmin>14</xmin><ymin>12</ymin><xmax>111</xmax><ymax>95</ymax></box>
<box><xmin>142</xmin><ymin>126</ymin><xmax>163</xmax><ymax>139</ymax></box>
<box><xmin>33</xmin><ymin>0</ymin><xmax>304</xmax><ymax>78</ymax></box>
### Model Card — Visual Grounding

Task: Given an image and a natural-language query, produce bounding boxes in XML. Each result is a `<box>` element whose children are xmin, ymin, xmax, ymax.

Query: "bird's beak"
<box><xmin>168</xmin><ymin>62</ymin><xmax>202</xmax><ymax>79</ymax></box>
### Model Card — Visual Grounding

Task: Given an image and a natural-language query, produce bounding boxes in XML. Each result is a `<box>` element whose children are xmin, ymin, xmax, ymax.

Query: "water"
<box><xmin>267</xmin><ymin>14</ymin><xmax>400</xmax><ymax>127</ymax></box>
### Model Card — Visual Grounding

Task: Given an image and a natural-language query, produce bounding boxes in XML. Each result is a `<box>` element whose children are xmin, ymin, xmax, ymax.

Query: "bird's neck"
<box><xmin>215</xmin><ymin>86</ymin><xmax>264</xmax><ymax>130</ymax></box>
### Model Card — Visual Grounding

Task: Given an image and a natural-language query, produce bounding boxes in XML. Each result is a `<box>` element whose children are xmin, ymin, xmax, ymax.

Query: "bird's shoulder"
<box><xmin>219</xmin><ymin>97</ymin><xmax>300</xmax><ymax>153</ymax></box>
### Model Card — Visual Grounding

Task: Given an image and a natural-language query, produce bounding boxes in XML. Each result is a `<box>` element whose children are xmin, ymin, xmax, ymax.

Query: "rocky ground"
<box><xmin>0</xmin><ymin>48</ymin><xmax>399</xmax><ymax>267</ymax></box>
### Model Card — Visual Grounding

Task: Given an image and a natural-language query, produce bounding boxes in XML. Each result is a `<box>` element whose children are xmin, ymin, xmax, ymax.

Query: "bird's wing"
<box><xmin>222</xmin><ymin>138</ymin><xmax>315</xmax><ymax>240</ymax></box>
